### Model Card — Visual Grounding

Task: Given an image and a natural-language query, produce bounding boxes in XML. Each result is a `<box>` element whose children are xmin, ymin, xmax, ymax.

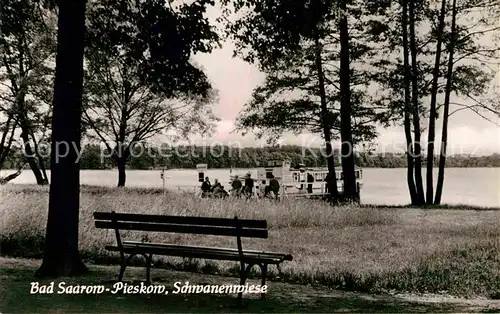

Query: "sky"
<box><xmin>182</xmin><ymin>5</ymin><xmax>500</xmax><ymax>155</ymax></box>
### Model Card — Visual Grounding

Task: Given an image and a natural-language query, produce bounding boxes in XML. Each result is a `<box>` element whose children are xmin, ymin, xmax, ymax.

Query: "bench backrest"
<box><xmin>93</xmin><ymin>211</ymin><xmax>268</xmax><ymax>239</ymax></box>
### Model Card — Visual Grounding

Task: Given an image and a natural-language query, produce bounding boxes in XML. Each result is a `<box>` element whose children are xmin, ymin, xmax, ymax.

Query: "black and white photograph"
<box><xmin>0</xmin><ymin>0</ymin><xmax>499</xmax><ymax>312</ymax></box>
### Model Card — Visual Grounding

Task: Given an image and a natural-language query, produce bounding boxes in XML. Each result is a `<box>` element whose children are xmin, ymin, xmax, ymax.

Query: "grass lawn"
<box><xmin>1</xmin><ymin>184</ymin><xmax>500</xmax><ymax>299</ymax></box>
<box><xmin>2</xmin><ymin>257</ymin><xmax>500</xmax><ymax>313</ymax></box>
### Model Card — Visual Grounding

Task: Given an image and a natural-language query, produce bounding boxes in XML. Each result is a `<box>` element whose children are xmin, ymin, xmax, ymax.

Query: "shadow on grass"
<box><xmin>0</xmin><ymin>259</ymin><xmax>496</xmax><ymax>313</ymax></box>
<box><xmin>2</xmin><ymin>237</ymin><xmax>500</xmax><ymax>300</ymax></box>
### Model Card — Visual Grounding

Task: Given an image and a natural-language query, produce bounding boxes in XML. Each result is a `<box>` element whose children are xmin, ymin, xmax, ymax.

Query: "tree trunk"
<box><xmin>314</xmin><ymin>33</ymin><xmax>338</xmax><ymax>201</ymax></box>
<box><xmin>426</xmin><ymin>0</ymin><xmax>447</xmax><ymax>204</ymax></box>
<box><xmin>116</xmin><ymin>102</ymin><xmax>129</xmax><ymax>187</ymax></box>
<box><xmin>117</xmin><ymin>155</ymin><xmax>127</xmax><ymax>187</ymax></box>
<box><xmin>0</xmin><ymin>164</ymin><xmax>27</xmax><ymax>185</ymax></box>
<box><xmin>17</xmin><ymin>88</ymin><xmax>47</xmax><ymax>185</ymax></box>
<box><xmin>31</xmin><ymin>131</ymin><xmax>49</xmax><ymax>183</ymax></box>
<box><xmin>401</xmin><ymin>0</ymin><xmax>418</xmax><ymax>204</ymax></box>
<box><xmin>20</xmin><ymin>125</ymin><xmax>47</xmax><ymax>185</ymax></box>
<box><xmin>0</xmin><ymin>115</ymin><xmax>16</xmax><ymax>169</ymax></box>
<box><xmin>36</xmin><ymin>0</ymin><xmax>88</xmax><ymax>278</ymax></box>
<box><xmin>324</xmin><ymin>141</ymin><xmax>338</xmax><ymax>201</ymax></box>
<box><xmin>338</xmin><ymin>0</ymin><xmax>357</xmax><ymax>201</ymax></box>
<box><xmin>408</xmin><ymin>0</ymin><xmax>425</xmax><ymax>205</ymax></box>
<box><xmin>38</xmin><ymin>152</ymin><xmax>49</xmax><ymax>183</ymax></box>
<box><xmin>435</xmin><ymin>0</ymin><xmax>457</xmax><ymax>204</ymax></box>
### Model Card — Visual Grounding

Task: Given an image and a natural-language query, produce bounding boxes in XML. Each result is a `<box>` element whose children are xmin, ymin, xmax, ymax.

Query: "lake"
<box><xmin>1</xmin><ymin>167</ymin><xmax>499</xmax><ymax>207</ymax></box>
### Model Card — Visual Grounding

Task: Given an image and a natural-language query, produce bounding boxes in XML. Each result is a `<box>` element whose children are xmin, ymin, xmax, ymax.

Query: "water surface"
<box><xmin>1</xmin><ymin>167</ymin><xmax>498</xmax><ymax>207</ymax></box>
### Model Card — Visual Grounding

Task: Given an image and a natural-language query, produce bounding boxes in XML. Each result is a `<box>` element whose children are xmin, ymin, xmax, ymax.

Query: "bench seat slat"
<box><xmin>95</xmin><ymin>221</ymin><xmax>268</xmax><ymax>238</ymax></box>
<box><xmin>105</xmin><ymin>244</ymin><xmax>290</xmax><ymax>264</ymax></box>
<box><xmin>106</xmin><ymin>245</ymin><xmax>243</xmax><ymax>261</ymax></box>
<box><xmin>93</xmin><ymin>212</ymin><xmax>267</xmax><ymax>229</ymax></box>
<box><xmin>119</xmin><ymin>243</ymin><xmax>282</xmax><ymax>260</ymax></box>
<box><xmin>105</xmin><ymin>246</ymin><xmax>285</xmax><ymax>264</ymax></box>
<box><xmin>123</xmin><ymin>241</ymin><xmax>293</xmax><ymax>261</ymax></box>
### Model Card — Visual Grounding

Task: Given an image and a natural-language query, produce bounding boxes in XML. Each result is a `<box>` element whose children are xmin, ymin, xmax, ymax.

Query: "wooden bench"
<box><xmin>93</xmin><ymin>211</ymin><xmax>293</xmax><ymax>299</ymax></box>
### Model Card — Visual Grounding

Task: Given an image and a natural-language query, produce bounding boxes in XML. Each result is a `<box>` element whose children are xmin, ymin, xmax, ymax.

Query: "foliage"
<box><xmin>235</xmin><ymin>48</ymin><xmax>380</xmax><ymax>144</ymax></box>
<box><xmin>0</xmin><ymin>0</ymin><xmax>56</xmax><ymax>183</ymax></box>
<box><xmin>83</xmin><ymin>0</ymin><xmax>221</xmax><ymax>186</ymax></box>
<box><xmin>370</xmin><ymin>0</ymin><xmax>499</xmax><ymax>124</ymax></box>
<box><xmin>224</xmin><ymin>0</ymin><xmax>383</xmax><ymax>145</ymax></box>
<box><xmin>85</xmin><ymin>0</ymin><xmax>219</xmax><ymax>98</ymax></box>
<box><xmin>366</xmin><ymin>0</ymin><xmax>500</xmax><ymax>205</ymax></box>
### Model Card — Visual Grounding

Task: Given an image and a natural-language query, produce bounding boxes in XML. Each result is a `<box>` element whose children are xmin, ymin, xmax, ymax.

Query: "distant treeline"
<box><xmin>2</xmin><ymin>144</ymin><xmax>499</xmax><ymax>170</ymax></box>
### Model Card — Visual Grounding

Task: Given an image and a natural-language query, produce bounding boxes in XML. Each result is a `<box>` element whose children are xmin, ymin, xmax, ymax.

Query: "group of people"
<box><xmin>229</xmin><ymin>173</ymin><xmax>254</xmax><ymax>199</ymax></box>
<box><xmin>200</xmin><ymin>173</ymin><xmax>280</xmax><ymax>199</ymax></box>
<box><xmin>200</xmin><ymin>177</ymin><xmax>228</xmax><ymax>198</ymax></box>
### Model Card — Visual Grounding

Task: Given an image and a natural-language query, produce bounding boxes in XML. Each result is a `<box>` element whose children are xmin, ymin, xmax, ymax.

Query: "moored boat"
<box><xmin>195</xmin><ymin>160</ymin><xmax>363</xmax><ymax>200</ymax></box>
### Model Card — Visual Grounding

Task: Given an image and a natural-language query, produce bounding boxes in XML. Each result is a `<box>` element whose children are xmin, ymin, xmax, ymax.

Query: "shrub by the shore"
<box><xmin>1</xmin><ymin>184</ymin><xmax>499</xmax><ymax>298</ymax></box>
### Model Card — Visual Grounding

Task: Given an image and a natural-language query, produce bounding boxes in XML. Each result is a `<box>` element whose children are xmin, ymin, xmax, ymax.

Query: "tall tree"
<box><xmin>235</xmin><ymin>37</ymin><xmax>378</xmax><ymax>200</ymax></box>
<box><xmin>0</xmin><ymin>0</ymin><xmax>55</xmax><ymax>185</ymax></box>
<box><xmin>314</xmin><ymin>32</ymin><xmax>340</xmax><ymax>200</ymax></box>
<box><xmin>224</xmin><ymin>0</ymin><xmax>340</xmax><ymax>201</ymax></box>
<box><xmin>408</xmin><ymin>0</ymin><xmax>426</xmax><ymax>205</ymax></box>
<box><xmin>401</xmin><ymin>0</ymin><xmax>418</xmax><ymax>204</ymax></box>
<box><xmin>433</xmin><ymin>0</ymin><xmax>500</xmax><ymax>203</ymax></box>
<box><xmin>36</xmin><ymin>0</ymin><xmax>88</xmax><ymax>277</ymax></box>
<box><xmin>434</xmin><ymin>0</ymin><xmax>458</xmax><ymax>204</ymax></box>
<box><xmin>425</xmin><ymin>0</ymin><xmax>447</xmax><ymax>204</ymax></box>
<box><xmin>83</xmin><ymin>0</ymin><xmax>219</xmax><ymax>187</ymax></box>
<box><xmin>338</xmin><ymin>0</ymin><xmax>357</xmax><ymax>201</ymax></box>
<box><xmin>225</xmin><ymin>0</ymin><xmax>381</xmax><ymax>201</ymax></box>
<box><xmin>371</xmin><ymin>0</ymin><xmax>499</xmax><ymax>205</ymax></box>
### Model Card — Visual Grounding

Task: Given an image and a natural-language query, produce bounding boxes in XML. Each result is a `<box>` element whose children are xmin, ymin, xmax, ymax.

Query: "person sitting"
<box><xmin>212</xmin><ymin>179</ymin><xmax>222</xmax><ymax>194</ymax></box>
<box><xmin>217</xmin><ymin>185</ymin><xmax>229</xmax><ymax>198</ymax></box>
<box><xmin>243</xmin><ymin>173</ymin><xmax>254</xmax><ymax>199</ymax></box>
<box><xmin>265</xmin><ymin>175</ymin><xmax>280</xmax><ymax>199</ymax></box>
<box><xmin>231</xmin><ymin>175</ymin><xmax>242</xmax><ymax>197</ymax></box>
<box><xmin>259</xmin><ymin>180</ymin><xmax>267</xmax><ymax>198</ymax></box>
<box><xmin>210</xmin><ymin>181</ymin><xmax>228</xmax><ymax>198</ymax></box>
<box><xmin>201</xmin><ymin>177</ymin><xmax>211</xmax><ymax>198</ymax></box>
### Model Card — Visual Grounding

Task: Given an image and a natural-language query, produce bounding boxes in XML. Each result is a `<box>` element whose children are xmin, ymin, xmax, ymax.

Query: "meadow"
<box><xmin>1</xmin><ymin>184</ymin><xmax>500</xmax><ymax>298</ymax></box>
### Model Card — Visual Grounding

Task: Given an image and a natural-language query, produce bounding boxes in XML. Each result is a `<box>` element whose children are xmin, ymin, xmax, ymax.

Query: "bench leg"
<box><xmin>118</xmin><ymin>253</ymin><xmax>151</xmax><ymax>283</ymax></box>
<box><xmin>118</xmin><ymin>253</ymin><xmax>133</xmax><ymax>281</ymax></box>
<box><xmin>260</xmin><ymin>263</ymin><xmax>267</xmax><ymax>300</ymax></box>
<box><xmin>237</xmin><ymin>263</ymin><xmax>254</xmax><ymax>300</ymax></box>
<box><xmin>238</xmin><ymin>268</ymin><xmax>247</xmax><ymax>301</ymax></box>
<box><xmin>145</xmin><ymin>254</ymin><xmax>153</xmax><ymax>285</ymax></box>
<box><xmin>118</xmin><ymin>263</ymin><xmax>127</xmax><ymax>282</ymax></box>
<box><xmin>118</xmin><ymin>254</ymin><xmax>134</xmax><ymax>282</ymax></box>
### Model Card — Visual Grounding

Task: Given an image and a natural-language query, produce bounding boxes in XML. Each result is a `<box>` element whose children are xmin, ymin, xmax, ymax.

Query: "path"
<box><xmin>1</xmin><ymin>257</ymin><xmax>499</xmax><ymax>312</ymax></box>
